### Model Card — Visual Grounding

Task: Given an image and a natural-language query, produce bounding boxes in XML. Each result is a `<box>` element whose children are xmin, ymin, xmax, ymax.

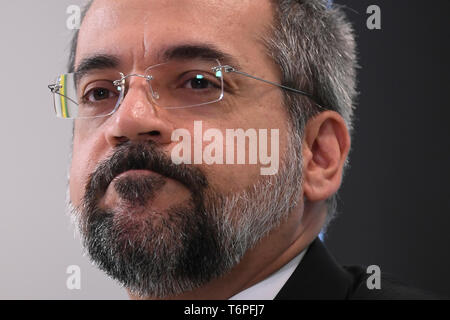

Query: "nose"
<box><xmin>104</xmin><ymin>76</ymin><xmax>174</xmax><ymax>147</ymax></box>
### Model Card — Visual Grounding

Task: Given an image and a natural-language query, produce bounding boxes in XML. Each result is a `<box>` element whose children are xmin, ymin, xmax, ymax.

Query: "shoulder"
<box><xmin>275</xmin><ymin>238</ymin><xmax>447</xmax><ymax>300</ymax></box>
<box><xmin>343</xmin><ymin>265</ymin><xmax>446</xmax><ymax>300</ymax></box>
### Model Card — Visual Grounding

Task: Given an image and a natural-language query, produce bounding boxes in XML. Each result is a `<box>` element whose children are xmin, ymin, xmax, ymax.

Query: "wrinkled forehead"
<box><xmin>75</xmin><ymin>0</ymin><xmax>275</xmax><ymax>72</ymax></box>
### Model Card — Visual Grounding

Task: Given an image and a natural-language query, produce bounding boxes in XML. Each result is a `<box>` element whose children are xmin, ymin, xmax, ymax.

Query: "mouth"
<box><xmin>105</xmin><ymin>169</ymin><xmax>167</xmax><ymax>208</ymax></box>
<box><xmin>112</xmin><ymin>169</ymin><xmax>162</xmax><ymax>182</ymax></box>
<box><xmin>85</xmin><ymin>142</ymin><xmax>209</xmax><ymax>206</ymax></box>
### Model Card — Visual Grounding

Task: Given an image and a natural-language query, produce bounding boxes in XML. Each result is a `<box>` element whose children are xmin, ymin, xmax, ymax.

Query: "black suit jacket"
<box><xmin>274</xmin><ymin>238</ymin><xmax>445</xmax><ymax>300</ymax></box>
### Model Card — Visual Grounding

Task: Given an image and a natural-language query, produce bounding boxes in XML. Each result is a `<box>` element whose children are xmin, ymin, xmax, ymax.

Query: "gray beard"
<box><xmin>67</xmin><ymin>131</ymin><xmax>303</xmax><ymax>298</ymax></box>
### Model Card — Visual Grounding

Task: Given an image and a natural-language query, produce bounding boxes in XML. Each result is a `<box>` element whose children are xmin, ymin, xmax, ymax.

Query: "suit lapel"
<box><xmin>274</xmin><ymin>238</ymin><xmax>354</xmax><ymax>299</ymax></box>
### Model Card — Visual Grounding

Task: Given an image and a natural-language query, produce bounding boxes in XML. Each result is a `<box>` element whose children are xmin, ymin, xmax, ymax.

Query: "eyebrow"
<box><xmin>75</xmin><ymin>54</ymin><xmax>120</xmax><ymax>75</ymax></box>
<box><xmin>159</xmin><ymin>43</ymin><xmax>242</xmax><ymax>69</ymax></box>
<box><xmin>74</xmin><ymin>43</ymin><xmax>241</xmax><ymax>76</ymax></box>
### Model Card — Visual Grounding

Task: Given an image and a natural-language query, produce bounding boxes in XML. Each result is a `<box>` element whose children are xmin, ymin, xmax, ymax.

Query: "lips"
<box><xmin>112</xmin><ymin>169</ymin><xmax>160</xmax><ymax>182</ymax></box>
<box><xmin>110</xmin><ymin>170</ymin><xmax>167</xmax><ymax>207</ymax></box>
<box><xmin>84</xmin><ymin>142</ymin><xmax>208</xmax><ymax>205</ymax></box>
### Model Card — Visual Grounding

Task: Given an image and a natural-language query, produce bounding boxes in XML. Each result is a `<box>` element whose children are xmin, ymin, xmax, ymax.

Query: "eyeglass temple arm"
<box><xmin>222</xmin><ymin>66</ymin><xmax>327</xmax><ymax>110</ymax></box>
<box><xmin>48</xmin><ymin>84</ymin><xmax>79</xmax><ymax>106</ymax></box>
<box><xmin>222</xmin><ymin>66</ymin><xmax>312</xmax><ymax>97</ymax></box>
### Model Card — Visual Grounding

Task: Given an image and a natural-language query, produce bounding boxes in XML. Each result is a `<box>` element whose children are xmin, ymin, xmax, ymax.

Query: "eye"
<box><xmin>90</xmin><ymin>88</ymin><xmax>112</xmax><ymax>101</ymax></box>
<box><xmin>81</xmin><ymin>81</ymin><xmax>120</xmax><ymax>104</ymax></box>
<box><xmin>189</xmin><ymin>77</ymin><xmax>209</xmax><ymax>89</ymax></box>
<box><xmin>183</xmin><ymin>73</ymin><xmax>221</xmax><ymax>90</ymax></box>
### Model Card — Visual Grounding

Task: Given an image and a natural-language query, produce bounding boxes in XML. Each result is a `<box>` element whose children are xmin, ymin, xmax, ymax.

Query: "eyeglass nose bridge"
<box><xmin>113</xmin><ymin>72</ymin><xmax>161</xmax><ymax>101</ymax></box>
<box><xmin>113</xmin><ymin>73</ymin><xmax>153</xmax><ymax>87</ymax></box>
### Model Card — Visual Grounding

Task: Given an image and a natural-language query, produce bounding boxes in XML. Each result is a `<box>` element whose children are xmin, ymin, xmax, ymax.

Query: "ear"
<box><xmin>301</xmin><ymin>111</ymin><xmax>351</xmax><ymax>202</ymax></box>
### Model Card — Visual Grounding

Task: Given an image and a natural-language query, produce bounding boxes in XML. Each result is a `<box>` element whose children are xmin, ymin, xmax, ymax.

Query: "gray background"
<box><xmin>0</xmin><ymin>1</ymin><xmax>449</xmax><ymax>299</ymax></box>
<box><xmin>0</xmin><ymin>0</ymin><xmax>127</xmax><ymax>299</ymax></box>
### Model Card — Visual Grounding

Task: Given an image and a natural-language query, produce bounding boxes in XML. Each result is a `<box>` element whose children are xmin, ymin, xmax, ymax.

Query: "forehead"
<box><xmin>76</xmin><ymin>0</ymin><xmax>274</xmax><ymax>70</ymax></box>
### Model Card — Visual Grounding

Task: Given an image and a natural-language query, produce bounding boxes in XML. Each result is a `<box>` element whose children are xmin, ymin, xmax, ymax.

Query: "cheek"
<box><xmin>188</xmin><ymin>108</ymin><xmax>289</xmax><ymax>194</ymax></box>
<box><xmin>201</xmin><ymin>132</ymin><xmax>289</xmax><ymax>193</ymax></box>
<box><xmin>201</xmin><ymin>163</ymin><xmax>262</xmax><ymax>193</ymax></box>
<box><xmin>69</xmin><ymin>134</ymin><xmax>102</xmax><ymax>207</ymax></box>
<box><xmin>69</xmin><ymin>147</ymin><xmax>84</xmax><ymax>207</ymax></box>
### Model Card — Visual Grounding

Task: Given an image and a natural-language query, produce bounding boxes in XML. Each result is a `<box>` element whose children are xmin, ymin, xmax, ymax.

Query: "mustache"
<box><xmin>84</xmin><ymin>141</ymin><xmax>208</xmax><ymax>204</ymax></box>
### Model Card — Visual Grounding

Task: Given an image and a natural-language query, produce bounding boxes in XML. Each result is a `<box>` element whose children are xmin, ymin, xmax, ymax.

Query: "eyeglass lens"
<box><xmin>51</xmin><ymin>59</ymin><xmax>224</xmax><ymax>119</ymax></box>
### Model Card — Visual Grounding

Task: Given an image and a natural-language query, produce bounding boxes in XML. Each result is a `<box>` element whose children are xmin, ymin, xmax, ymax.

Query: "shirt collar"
<box><xmin>229</xmin><ymin>247</ymin><xmax>309</xmax><ymax>300</ymax></box>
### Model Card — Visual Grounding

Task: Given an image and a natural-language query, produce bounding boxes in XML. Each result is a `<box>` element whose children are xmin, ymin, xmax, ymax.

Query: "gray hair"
<box><xmin>268</xmin><ymin>0</ymin><xmax>357</xmax><ymax>131</ymax></box>
<box><xmin>265</xmin><ymin>0</ymin><xmax>358</xmax><ymax>229</ymax></box>
<box><xmin>68</xmin><ymin>0</ymin><xmax>357</xmax><ymax>231</ymax></box>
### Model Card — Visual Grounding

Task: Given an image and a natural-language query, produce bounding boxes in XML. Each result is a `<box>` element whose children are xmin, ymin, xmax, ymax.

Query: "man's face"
<box><xmin>69</xmin><ymin>0</ymin><xmax>302</xmax><ymax>298</ymax></box>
